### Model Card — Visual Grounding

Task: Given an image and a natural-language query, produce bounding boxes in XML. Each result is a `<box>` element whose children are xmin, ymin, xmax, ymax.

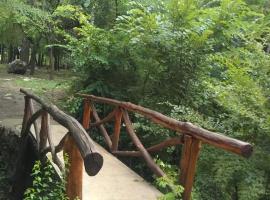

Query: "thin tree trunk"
<box><xmin>30</xmin><ymin>45</ymin><xmax>37</xmax><ymax>75</ymax></box>
<box><xmin>8</xmin><ymin>45</ymin><xmax>14</xmax><ymax>63</ymax></box>
<box><xmin>37</xmin><ymin>53</ymin><xmax>44</xmax><ymax>67</ymax></box>
<box><xmin>49</xmin><ymin>47</ymin><xmax>54</xmax><ymax>80</ymax></box>
<box><xmin>0</xmin><ymin>44</ymin><xmax>4</xmax><ymax>63</ymax></box>
<box><xmin>14</xmin><ymin>47</ymin><xmax>20</xmax><ymax>59</ymax></box>
<box><xmin>53</xmin><ymin>48</ymin><xmax>60</xmax><ymax>71</ymax></box>
<box><xmin>21</xmin><ymin>38</ymin><xmax>30</xmax><ymax>64</ymax></box>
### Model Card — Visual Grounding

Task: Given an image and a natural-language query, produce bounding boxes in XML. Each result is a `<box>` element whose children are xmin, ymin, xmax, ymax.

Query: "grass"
<box><xmin>15</xmin><ymin>77</ymin><xmax>70</xmax><ymax>95</ymax></box>
<box><xmin>0</xmin><ymin>63</ymin><xmax>75</xmax><ymax>104</ymax></box>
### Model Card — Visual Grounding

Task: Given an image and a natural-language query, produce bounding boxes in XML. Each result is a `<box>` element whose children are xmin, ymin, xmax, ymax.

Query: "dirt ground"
<box><xmin>0</xmin><ymin>69</ymin><xmax>25</xmax><ymax>122</ymax></box>
<box><xmin>0</xmin><ymin>64</ymin><xmax>71</xmax><ymax>125</ymax></box>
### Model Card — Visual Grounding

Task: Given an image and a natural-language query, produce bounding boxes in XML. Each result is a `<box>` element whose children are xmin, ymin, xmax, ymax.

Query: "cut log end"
<box><xmin>241</xmin><ymin>144</ymin><xmax>253</xmax><ymax>158</ymax></box>
<box><xmin>84</xmin><ymin>153</ymin><xmax>103</xmax><ymax>176</ymax></box>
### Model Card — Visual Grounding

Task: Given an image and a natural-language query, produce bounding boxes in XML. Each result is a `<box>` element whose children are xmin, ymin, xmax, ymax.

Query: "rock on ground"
<box><xmin>7</xmin><ymin>59</ymin><xmax>27</xmax><ymax>75</ymax></box>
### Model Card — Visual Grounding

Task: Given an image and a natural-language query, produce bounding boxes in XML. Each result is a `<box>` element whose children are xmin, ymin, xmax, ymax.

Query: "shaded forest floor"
<box><xmin>0</xmin><ymin>64</ymin><xmax>74</xmax><ymax>122</ymax></box>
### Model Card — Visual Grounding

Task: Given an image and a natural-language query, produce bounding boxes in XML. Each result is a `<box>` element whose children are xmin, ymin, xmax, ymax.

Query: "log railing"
<box><xmin>78</xmin><ymin>94</ymin><xmax>253</xmax><ymax>200</ymax></box>
<box><xmin>20</xmin><ymin>89</ymin><xmax>103</xmax><ymax>200</ymax></box>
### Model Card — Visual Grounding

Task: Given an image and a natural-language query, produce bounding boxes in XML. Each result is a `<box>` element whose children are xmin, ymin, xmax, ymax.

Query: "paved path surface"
<box><xmin>2</xmin><ymin>118</ymin><xmax>162</xmax><ymax>200</ymax></box>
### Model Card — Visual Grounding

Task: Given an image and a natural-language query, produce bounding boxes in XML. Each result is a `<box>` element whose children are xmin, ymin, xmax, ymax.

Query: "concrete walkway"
<box><xmin>1</xmin><ymin>119</ymin><xmax>162</xmax><ymax>200</ymax></box>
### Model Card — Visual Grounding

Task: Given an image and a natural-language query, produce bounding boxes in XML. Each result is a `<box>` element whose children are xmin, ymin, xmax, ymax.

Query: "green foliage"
<box><xmin>155</xmin><ymin>159</ymin><xmax>184</xmax><ymax>200</ymax></box>
<box><xmin>23</xmin><ymin>160</ymin><xmax>68</xmax><ymax>200</ymax></box>
<box><xmin>64</xmin><ymin>0</ymin><xmax>270</xmax><ymax>199</ymax></box>
<box><xmin>1</xmin><ymin>0</ymin><xmax>269</xmax><ymax>199</ymax></box>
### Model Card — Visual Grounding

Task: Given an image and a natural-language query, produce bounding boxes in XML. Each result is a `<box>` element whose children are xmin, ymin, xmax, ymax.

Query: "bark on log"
<box><xmin>90</xmin><ymin>103</ymin><xmax>113</xmax><ymax>149</ymax></box>
<box><xmin>39</xmin><ymin>111</ymin><xmax>49</xmax><ymax>154</ymax></box>
<box><xmin>78</xmin><ymin>94</ymin><xmax>252</xmax><ymax>158</ymax></box>
<box><xmin>20</xmin><ymin>89</ymin><xmax>103</xmax><ymax>176</ymax></box>
<box><xmin>122</xmin><ymin>110</ymin><xmax>165</xmax><ymax>177</ymax></box>
<box><xmin>41</xmin><ymin>133</ymin><xmax>68</xmax><ymax>156</ymax></box>
<box><xmin>29</xmin><ymin>99</ymin><xmax>40</xmax><ymax>149</ymax></box>
<box><xmin>180</xmin><ymin>135</ymin><xmax>201</xmax><ymax>200</ymax></box>
<box><xmin>46</xmin><ymin>114</ymin><xmax>64</xmax><ymax>171</ymax></box>
<box><xmin>89</xmin><ymin>109</ymin><xmax>116</xmax><ymax>127</ymax></box>
<box><xmin>64</xmin><ymin>135</ymin><xmax>83</xmax><ymax>199</ymax></box>
<box><xmin>112</xmin><ymin>108</ymin><xmax>122</xmax><ymax>151</ymax></box>
<box><xmin>21</xmin><ymin>109</ymin><xmax>43</xmax><ymax>137</ymax></box>
<box><xmin>112</xmin><ymin>136</ymin><xmax>183</xmax><ymax>157</ymax></box>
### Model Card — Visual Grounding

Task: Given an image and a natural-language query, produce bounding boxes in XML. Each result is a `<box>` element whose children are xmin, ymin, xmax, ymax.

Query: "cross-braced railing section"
<box><xmin>78</xmin><ymin>94</ymin><xmax>253</xmax><ymax>200</ymax></box>
<box><xmin>20</xmin><ymin>89</ymin><xmax>103</xmax><ymax>200</ymax></box>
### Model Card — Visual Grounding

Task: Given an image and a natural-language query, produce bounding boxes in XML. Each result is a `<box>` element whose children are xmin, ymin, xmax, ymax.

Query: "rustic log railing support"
<box><xmin>29</xmin><ymin>99</ymin><xmax>40</xmax><ymax>146</ymax></box>
<box><xmin>64</xmin><ymin>136</ymin><xmax>83</xmax><ymax>199</ymax></box>
<box><xmin>122</xmin><ymin>110</ymin><xmax>165</xmax><ymax>177</ymax></box>
<box><xmin>39</xmin><ymin>111</ymin><xmax>49</xmax><ymax>156</ymax></box>
<box><xmin>65</xmin><ymin>98</ymin><xmax>92</xmax><ymax>200</ymax></box>
<box><xmin>78</xmin><ymin>93</ymin><xmax>253</xmax><ymax>200</ymax></box>
<box><xmin>91</xmin><ymin>103</ymin><xmax>112</xmax><ymax>149</ymax></box>
<box><xmin>20</xmin><ymin>89</ymin><xmax>103</xmax><ymax>200</ymax></box>
<box><xmin>22</xmin><ymin>96</ymin><xmax>31</xmax><ymax>133</ymax></box>
<box><xmin>180</xmin><ymin>135</ymin><xmax>201</xmax><ymax>200</ymax></box>
<box><xmin>112</xmin><ymin>108</ymin><xmax>122</xmax><ymax>151</ymax></box>
<box><xmin>112</xmin><ymin>136</ymin><xmax>183</xmax><ymax>157</ymax></box>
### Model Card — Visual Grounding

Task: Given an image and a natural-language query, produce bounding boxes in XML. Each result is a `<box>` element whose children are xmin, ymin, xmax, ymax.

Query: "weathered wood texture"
<box><xmin>78</xmin><ymin>93</ymin><xmax>253</xmax><ymax>200</ymax></box>
<box><xmin>122</xmin><ymin>110</ymin><xmax>165</xmax><ymax>177</ymax></box>
<box><xmin>20</xmin><ymin>89</ymin><xmax>104</xmax><ymax>200</ymax></box>
<box><xmin>21</xmin><ymin>89</ymin><xmax>103</xmax><ymax>176</ymax></box>
<box><xmin>65</xmin><ymin>98</ymin><xmax>91</xmax><ymax>200</ymax></box>
<box><xmin>78</xmin><ymin>94</ymin><xmax>252</xmax><ymax>158</ymax></box>
<box><xmin>64</xmin><ymin>135</ymin><xmax>83</xmax><ymax>200</ymax></box>
<box><xmin>112</xmin><ymin>108</ymin><xmax>122</xmax><ymax>151</ymax></box>
<box><xmin>39</xmin><ymin>111</ymin><xmax>49</xmax><ymax>154</ymax></box>
<box><xmin>91</xmin><ymin>103</ymin><xmax>112</xmax><ymax>148</ymax></box>
<box><xmin>180</xmin><ymin>135</ymin><xmax>201</xmax><ymax>199</ymax></box>
<box><xmin>112</xmin><ymin>136</ymin><xmax>183</xmax><ymax>157</ymax></box>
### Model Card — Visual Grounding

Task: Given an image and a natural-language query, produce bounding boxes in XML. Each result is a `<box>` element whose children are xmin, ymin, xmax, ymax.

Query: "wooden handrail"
<box><xmin>78</xmin><ymin>93</ymin><xmax>253</xmax><ymax>200</ymax></box>
<box><xmin>21</xmin><ymin>89</ymin><xmax>103</xmax><ymax>175</ymax></box>
<box><xmin>78</xmin><ymin>94</ymin><xmax>252</xmax><ymax>158</ymax></box>
<box><xmin>20</xmin><ymin>89</ymin><xmax>104</xmax><ymax>200</ymax></box>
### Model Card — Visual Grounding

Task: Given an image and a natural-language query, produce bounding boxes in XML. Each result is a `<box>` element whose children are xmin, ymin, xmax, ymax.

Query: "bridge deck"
<box><xmin>1</xmin><ymin>118</ymin><xmax>162</xmax><ymax>200</ymax></box>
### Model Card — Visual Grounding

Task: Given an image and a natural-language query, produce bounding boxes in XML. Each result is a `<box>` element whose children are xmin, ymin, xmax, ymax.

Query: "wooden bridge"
<box><xmin>5</xmin><ymin>89</ymin><xmax>252</xmax><ymax>200</ymax></box>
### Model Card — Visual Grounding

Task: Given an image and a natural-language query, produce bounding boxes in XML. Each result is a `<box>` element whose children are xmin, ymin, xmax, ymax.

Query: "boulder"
<box><xmin>7</xmin><ymin>59</ymin><xmax>27</xmax><ymax>75</ymax></box>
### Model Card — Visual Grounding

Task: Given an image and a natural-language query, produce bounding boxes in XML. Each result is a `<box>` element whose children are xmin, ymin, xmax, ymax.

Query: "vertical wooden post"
<box><xmin>22</xmin><ymin>96</ymin><xmax>31</xmax><ymax>133</ymax></box>
<box><xmin>180</xmin><ymin>135</ymin><xmax>202</xmax><ymax>200</ymax></box>
<box><xmin>111</xmin><ymin>108</ymin><xmax>122</xmax><ymax>151</ymax></box>
<box><xmin>29</xmin><ymin>99</ymin><xmax>39</xmax><ymax>139</ymax></box>
<box><xmin>82</xmin><ymin>98</ymin><xmax>91</xmax><ymax>129</ymax></box>
<box><xmin>39</xmin><ymin>111</ymin><xmax>49</xmax><ymax>153</ymax></box>
<box><xmin>64</xmin><ymin>98</ymin><xmax>91</xmax><ymax>200</ymax></box>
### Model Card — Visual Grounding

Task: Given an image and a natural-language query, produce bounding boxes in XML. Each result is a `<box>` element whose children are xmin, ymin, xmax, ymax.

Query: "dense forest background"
<box><xmin>0</xmin><ymin>0</ymin><xmax>270</xmax><ymax>199</ymax></box>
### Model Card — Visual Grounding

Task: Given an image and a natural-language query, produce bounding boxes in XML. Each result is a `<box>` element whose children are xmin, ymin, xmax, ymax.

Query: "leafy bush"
<box><xmin>61</xmin><ymin>0</ymin><xmax>270</xmax><ymax>199</ymax></box>
<box><xmin>24</xmin><ymin>159</ymin><xmax>69</xmax><ymax>200</ymax></box>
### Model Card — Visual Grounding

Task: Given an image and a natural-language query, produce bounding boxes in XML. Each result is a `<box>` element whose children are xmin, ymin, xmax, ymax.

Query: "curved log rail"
<box><xmin>20</xmin><ymin>89</ymin><xmax>103</xmax><ymax>200</ymax></box>
<box><xmin>78</xmin><ymin>93</ymin><xmax>253</xmax><ymax>200</ymax></box>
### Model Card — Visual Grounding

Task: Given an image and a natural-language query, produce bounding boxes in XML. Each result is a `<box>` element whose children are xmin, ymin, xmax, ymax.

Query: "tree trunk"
<box><xmin>37</xmin><ymin>53</ymin><xmax>44</xmax><ymax>67</ymax></box>
<box><xmin>53</xmin><ymin>48</ymin><xmax>60</xmax><ymax>71</ymax></box>
<box><xmin>29</xmin><ymin>45</ymin><xmax>37</xmax><ymax>75</ymax></box>
<box><xmin>8</xmin><ymin>45</ymin><xmax>14</xmax><ymax>63</ymax></box>
<box><xmin>49</xmin><ymin>47</ymin><xmax>54</xmax><ymax>80</ymax></box>
<box><xmin>0</xmin><ymin>44</ymin><xmax>5</xmax><ymax>64</ymax></box>
<box><xmin>14</xmin><ymin>47</ymin><xmax>20</xmax><ymax>59</ymax></box>
<box><xmin>21</xmin><ymin>38</ymin><xmax>30</xmax><ymax>64</ymax></box>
